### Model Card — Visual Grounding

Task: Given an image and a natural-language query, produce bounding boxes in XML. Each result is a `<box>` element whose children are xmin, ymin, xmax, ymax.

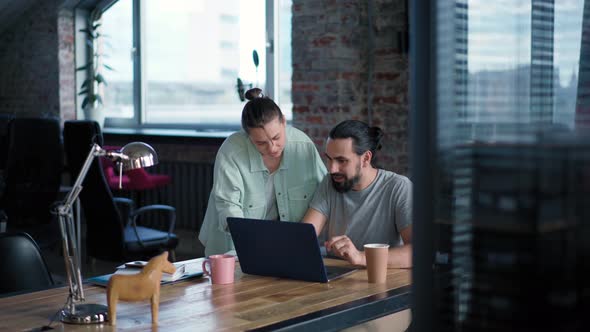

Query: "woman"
<box><xmin>198</xmin><ymin>88</ymin><xmax>327</xmax><ymax>256</ymax></box>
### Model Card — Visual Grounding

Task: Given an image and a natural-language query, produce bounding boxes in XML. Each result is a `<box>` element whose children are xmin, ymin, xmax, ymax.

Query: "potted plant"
<box><xmin>77</xmin><ymin>8</ymin><xmax>112</xmax><ymax>127</ymax></box>
<box><xmin>236</xmin><ymin>50</ymin><xmax>260</xmax><ymax>101</ymax></box>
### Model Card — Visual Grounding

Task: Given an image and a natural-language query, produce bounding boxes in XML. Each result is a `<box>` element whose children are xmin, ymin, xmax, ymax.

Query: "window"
<box><xmin>452</xmin><ymin>0</ymin><xmax>583</xmax><ymax>139</ymax></box>
<box><xmin>414</xmin><ymin>0</ymin><xmax>589</xmax><ymax>329</ymax></box>
<box><xmin>99</xmin><ymin>0</ymin><xmax>133</xmax><ymax>119</ymax></box>
<box><xmin>83</xmin><ymin>0</ymin><xmax>292</xmax><ymax>130</ymax></box>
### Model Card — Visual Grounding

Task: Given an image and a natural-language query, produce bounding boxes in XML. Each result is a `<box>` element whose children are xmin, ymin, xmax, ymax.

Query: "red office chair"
<box><xmin>102</xmin><ymin>161</ymin><xmax>131</xmax><ymax>189</ymax></box>
<box><xmin>125</xmin><ymin>168</ymin><xmax>171</xmax><ymax>190</ymax></box>
<box><xmin>101</xmin><ymin>146</ymin><xmax>171</xmax><ymax>204</ymax></box>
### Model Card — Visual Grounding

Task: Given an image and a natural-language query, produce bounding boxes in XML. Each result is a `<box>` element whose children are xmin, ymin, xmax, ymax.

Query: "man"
<box><xmin>303</xmin><ymin>120</ymin><xmax>412</xmax><ymax>268</ymax></box>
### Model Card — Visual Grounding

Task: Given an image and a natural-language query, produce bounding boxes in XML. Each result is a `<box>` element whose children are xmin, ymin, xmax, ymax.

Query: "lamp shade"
<box><xmin>120</xmin><ymin>142</ymin><xmax>158</xmax><ymax>171</ymax></box>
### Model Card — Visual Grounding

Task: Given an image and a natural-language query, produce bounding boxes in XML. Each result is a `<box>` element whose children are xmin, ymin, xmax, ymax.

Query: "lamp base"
<box><xmin>60</xmin><ymin>303</ymin><xmax>108</xmax><ymax>324</ymax></box>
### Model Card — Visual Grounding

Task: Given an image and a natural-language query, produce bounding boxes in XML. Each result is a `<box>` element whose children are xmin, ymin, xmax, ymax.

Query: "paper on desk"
<box><xmin>86</xmin><ymin>258</ymin><xmax>206</xmax><ymax>287</ymax></box>
<box><xmin>115</xmin><ymin>258</ymin><xmax>205</xmax><ymax>282</ymax></box>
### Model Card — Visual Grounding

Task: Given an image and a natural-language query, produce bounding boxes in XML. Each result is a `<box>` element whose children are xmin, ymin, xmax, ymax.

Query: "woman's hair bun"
<box><xmin>245</xmin><ymin>88</ymin><xmax>263</xmax><ymax>101</ymax></box>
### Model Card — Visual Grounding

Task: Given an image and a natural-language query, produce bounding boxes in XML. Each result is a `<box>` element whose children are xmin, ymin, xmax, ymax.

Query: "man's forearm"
<box><xmin>386</xmin><ymin>244</ymin><xmax>412</xmax><ymax>268</ymax></box>
<box><xmin>355</xmin><ymin>244</ymin><xmax>412</xmax><ymax>268</ymax></box>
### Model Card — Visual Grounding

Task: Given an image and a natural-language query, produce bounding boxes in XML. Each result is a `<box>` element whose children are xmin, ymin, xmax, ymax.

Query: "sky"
<box><xmin>468</xmin><ymin>0</ymin><xmax>584</xmax><ymax>86</ymax></box>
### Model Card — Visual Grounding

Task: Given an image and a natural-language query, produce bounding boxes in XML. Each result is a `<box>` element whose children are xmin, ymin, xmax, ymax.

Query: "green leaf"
<box><xmin>78</xmin><ymin>89</ymin><xmax>89</xmax><ymax>96</ymax></box>
<box><xmin>90</xmin><ymin>8</ymin><xmax>102</xmax><ymax>22</ymax></box>
<box><xmin>76</xmin><ymin>65</ymin><xmax>89</xmax><ymax>71</ymax></box>
<box><xmin>252</xmin><ymin>50</ymin><xmax>259</xmax><ymax>67</ymax></box>
<box><xmin>79</xmin><ymin>28</ymin><xmax>94</xmax><ymax>39</ymax></box>
<box><xmin>95</xmin><ymin>95</ymin><xmax>103</xmax><ymax>105</ymax></box>
<box><xmin>237</xmin><ymin>78</ymin><xmax>245</xmax><ymax>102</ymax></box>
<box><xmin>95</xmin><ymin>73</ymin><xmax>106</xmax><ymax>84</ymax></box>
<box><xmin>103</xmin><ymin>64</ymin><xmax>114</xmax><ymax>71</ymax></box>
<box><xmin>81</xmin><ymin>97</ymin><xmax>90</xmax><ymax>109</ymax></box>
<box><xmin>92</xmin><ymin>23</ymin><xmax>102</xmax><ymax>30</ymax></box>
<box><xmin>81</xmin><ymin>79</ymin><xmax>90</xmax><ymax>89</ymax></box>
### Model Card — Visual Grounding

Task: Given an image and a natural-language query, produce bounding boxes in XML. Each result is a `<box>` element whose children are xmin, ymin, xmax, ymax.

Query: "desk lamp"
<box><xmin>55</xmin><ymin>142</ymin><xmax>158</xmax><ymax>324</ymax></box>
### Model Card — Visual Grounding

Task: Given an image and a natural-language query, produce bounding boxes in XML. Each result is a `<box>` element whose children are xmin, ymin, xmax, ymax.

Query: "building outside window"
<box><xmin>422</xmin><ymin>0</ymin><xmax>589</xmax><ymax>330</ymax></box>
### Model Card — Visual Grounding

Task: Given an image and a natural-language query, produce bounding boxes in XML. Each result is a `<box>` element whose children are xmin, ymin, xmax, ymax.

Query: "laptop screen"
<box><xmin>227</xmin><ymin>217</ymin><xmax>356</xmax><ymax>283</ymax></box>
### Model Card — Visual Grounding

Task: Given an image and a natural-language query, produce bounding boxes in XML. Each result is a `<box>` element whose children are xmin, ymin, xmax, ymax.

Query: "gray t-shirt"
<box><xmin>309</xmin><ymin>169</ymin><xmax>412</xmax><ymax>250</ymax></box>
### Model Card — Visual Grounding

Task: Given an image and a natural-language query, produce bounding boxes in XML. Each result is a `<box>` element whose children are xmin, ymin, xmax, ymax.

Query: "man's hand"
<box><xmin>325</xmin><ymin>235</ymin><xmax>366</xmax><ymax>266</ymax></box>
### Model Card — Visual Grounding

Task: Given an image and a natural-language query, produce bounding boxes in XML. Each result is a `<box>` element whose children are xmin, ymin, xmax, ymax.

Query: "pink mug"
<box><xmin>202</xmin><ymin>254</ymin><xmax>235</xmax><ymax>284</ymax></box>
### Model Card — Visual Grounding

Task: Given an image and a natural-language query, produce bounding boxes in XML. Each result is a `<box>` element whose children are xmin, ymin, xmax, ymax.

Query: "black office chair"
<box><xmin>0</xmin><ymin>232</ymin><xmax>54</xmax><ymax>295</ymax></box>
<box><xmin>0</xmin><ymin>113</ymin><xmax>13</xmax><ymax>171</ymax></box>
<box><xmin>0</xmin><ymin>117</ymin><xmax>63</xmax><ymax>249</ymax></box>
<box><xmin>63</xmin><ymin>120</ymin><xmax>178</xmax><ymax>263</ymax></box>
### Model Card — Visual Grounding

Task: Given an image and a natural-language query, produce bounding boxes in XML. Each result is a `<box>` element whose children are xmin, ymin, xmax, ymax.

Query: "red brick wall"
<box><xmin>0</xmin><ymin>0</ymin><xmax>75</xmax><ymax>123</ymax></box>
<box><xmin>57</xmin><ymin>7</ymin><xmax>76</xmax><ymax>123</ymax></box>
<box><xmin>0</xmin><ymin>0</ymin><xmax>409</xmax><ymax>174</ymax></box>
<box><xmin>291</xmin><ymin>0</ymin><xmax>409</xmax><ymax>174</ymax></box>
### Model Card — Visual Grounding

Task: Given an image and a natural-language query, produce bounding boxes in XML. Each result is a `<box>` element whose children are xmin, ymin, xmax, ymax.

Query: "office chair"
<box><xmin>0</xmin><ymin>113</ymin><xmax>13</xmax><ymax>171</ymax></box>
<box><xmin>101</xmin><ymin>145</ymin><xmax>171</xmax><ymax>206</ymax></box>
<box><xmin>0</xmin><ymin>232</ymin><xmax>54</xmax><ymax>295</ymax></box>
<box><xmin>0</xmin><ymin>114</ymin><xmax>13</xmax><ymax>202</ymax></box>
<box><xmin>63</xmin><ymin>121</ymin><xmax>179</xmax><ymax>263</ymax></box>
<box><xmin>0</xmin><ymin>117</ymin><xmax>63</xmax><ymax>248</ymax></box>
<box><xmin>101</xmin><ymin>157</ymin><xmax>131</xmax><ymax>189</ymax></box>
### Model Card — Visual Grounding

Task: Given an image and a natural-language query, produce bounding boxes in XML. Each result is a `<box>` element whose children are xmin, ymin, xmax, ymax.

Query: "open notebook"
<box><xmin>87</xmin><ymin>258</ymin><xmax>204</xmax><ymax>286</ymax></box>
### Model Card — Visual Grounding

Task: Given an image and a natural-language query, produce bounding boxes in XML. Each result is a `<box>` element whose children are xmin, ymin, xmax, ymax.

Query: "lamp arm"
<box><xmin>58</xmin><ymin>144</ymin><xmax>130</xmax><ymax>304</ymax></box>
<box><xmin>60</xmin><ymin>144</ymin><xmax>102</xmax><ymax>212</ymax></box>
<box><xmin>60</xmin><ymin>144</ymin><xmax>130</xmax><ymax>213</ymax></box>
<box><xmin>57</xmin><ymin>143</ymin><xmax>106</xmax><ymax>306</ymax></box>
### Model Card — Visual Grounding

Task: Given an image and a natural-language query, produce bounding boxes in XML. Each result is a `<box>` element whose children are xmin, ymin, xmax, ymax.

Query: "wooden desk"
<box><xmin>0</xmin><ymin>259</ymin><xmax>411</xmax><ymax>331</ymax></box>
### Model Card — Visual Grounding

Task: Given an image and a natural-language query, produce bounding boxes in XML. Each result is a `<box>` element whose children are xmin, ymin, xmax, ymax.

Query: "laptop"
<box><xmin>227</xmin><ymin>217</ymin><xmax>357</xmax><ymax>283</ymax></box>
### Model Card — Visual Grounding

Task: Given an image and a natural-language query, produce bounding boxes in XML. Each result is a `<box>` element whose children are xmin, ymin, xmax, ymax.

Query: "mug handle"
<box><xmin>202</xmin><ymin>259</ymin><xmax>211</xmax><ymax>277</ymax></box>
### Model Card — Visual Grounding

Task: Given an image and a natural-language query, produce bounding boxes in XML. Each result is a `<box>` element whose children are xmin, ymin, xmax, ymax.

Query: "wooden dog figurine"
<box><xmin>107</xmin><ymin>251</ymin><xmax>176</xmax><ymax>325</ymax></box>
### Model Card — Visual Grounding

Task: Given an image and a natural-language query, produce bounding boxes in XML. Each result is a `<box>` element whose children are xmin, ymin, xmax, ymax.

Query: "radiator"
<box><xmin>121</xmin><ymin>161</ymin><xmax>214</xmax><ymax>231</ymax></box>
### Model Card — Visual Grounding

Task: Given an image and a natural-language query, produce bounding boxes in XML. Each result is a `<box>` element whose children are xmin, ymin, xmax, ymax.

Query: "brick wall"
<box><xmin>292</xmin><ymin>0</ymin><xmax>409</xmax><ymax>174</ymax></box>
<box><xmin>57</xmin><ymin>7</ymin><xmax>76</xmax><ymax>123</ymax></box>
<box><xmin>0</xmin><ymin>0</ymin><xmax>409</xmax><ymax>173</ymax></box>
<box><xmin>0</xmin><ymin>0</ymin><xmax>75</xmax><ymax>122</ymax></box>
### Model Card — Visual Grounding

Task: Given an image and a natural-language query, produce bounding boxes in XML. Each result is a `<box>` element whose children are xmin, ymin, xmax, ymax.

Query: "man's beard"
<box><xmin>330</xmin><ymin>165</ymin><xmax>361</xmax><ymax>193</ymax></box>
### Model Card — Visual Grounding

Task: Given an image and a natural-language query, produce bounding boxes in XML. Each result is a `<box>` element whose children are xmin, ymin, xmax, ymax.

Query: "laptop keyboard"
<box><xmin>325</xmin><ymin>265</ymin><xmax>357</xmax><ymax>281</ymax></box>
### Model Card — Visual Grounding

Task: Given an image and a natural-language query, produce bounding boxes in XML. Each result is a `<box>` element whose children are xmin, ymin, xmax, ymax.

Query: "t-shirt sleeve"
<box><xmin>392</xmin><ymin>176</ymin><xmax>413</xmax><ymax>234</ymax></box>
<box><xmin>309</xmin><ymin>175</ymin><xmax>331</xmax><ymax>217</ymax></box>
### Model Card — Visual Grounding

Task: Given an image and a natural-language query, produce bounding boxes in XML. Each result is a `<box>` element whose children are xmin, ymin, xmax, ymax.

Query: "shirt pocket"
<box><xmin>243</xmin><ymin>193</ymin><xmax>265</xmax><ymax>219</ymax></box>
<box><xmin>287</xmin><ymin>182</ymin><xmax>317</xmax><ymax>220</ymax></box>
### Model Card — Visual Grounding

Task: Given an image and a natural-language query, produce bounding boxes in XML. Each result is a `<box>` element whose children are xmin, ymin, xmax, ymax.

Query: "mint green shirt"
<box><xmin>198</xmin><ymin>126</ymin><xmax>327</xmax><ymax>256</ymax></box>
